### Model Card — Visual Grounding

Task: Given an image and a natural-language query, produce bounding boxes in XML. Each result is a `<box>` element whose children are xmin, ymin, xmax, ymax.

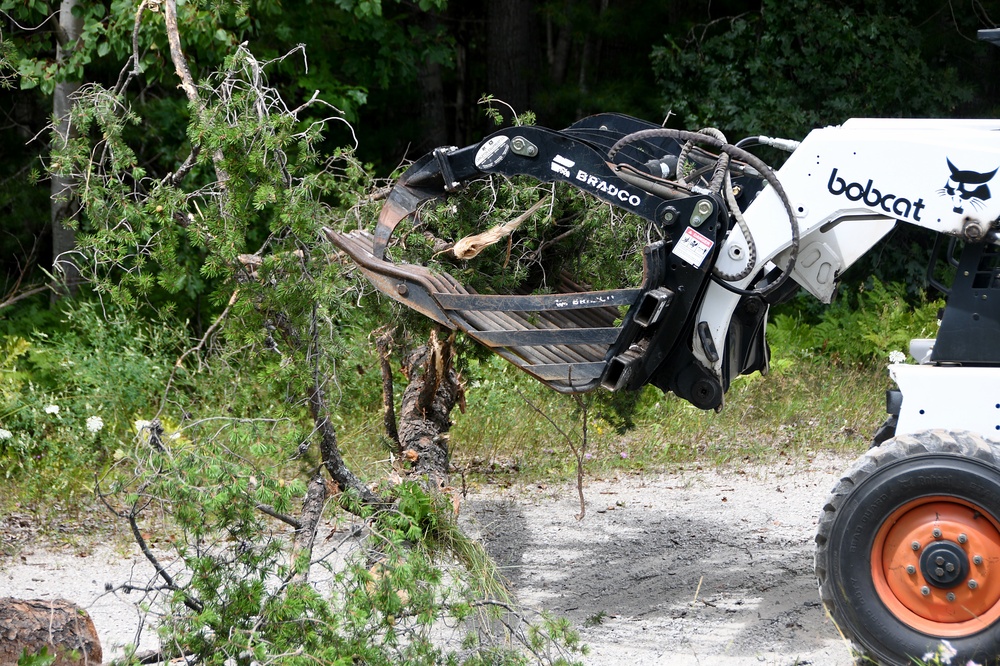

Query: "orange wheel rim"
<box><xmin>871</xmin><ymin>495</ymin><xmax>1000</xmax><ymax>637</ymax></box>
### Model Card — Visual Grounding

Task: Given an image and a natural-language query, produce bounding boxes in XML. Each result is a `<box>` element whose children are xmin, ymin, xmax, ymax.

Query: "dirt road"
<box><xmin>463</xmin><ymin>451</ymin><xmax>857</xmax><ymax>665</ymax></box>
<box><xmin>0</xmin><ymin>452</ymin><xmax>859</xmax><ymax>664</ymax></box>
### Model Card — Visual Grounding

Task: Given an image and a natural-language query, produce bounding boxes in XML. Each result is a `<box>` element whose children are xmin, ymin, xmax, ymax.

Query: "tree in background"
<box><xmin>651</xmin><ymin>0</ymin><xmax>983</xmax><ymax>140</ymax></box>
<box><xmin>8</xmin><ymin>0</ymin><xmax>997</xmax><ymax>308</ymax></box>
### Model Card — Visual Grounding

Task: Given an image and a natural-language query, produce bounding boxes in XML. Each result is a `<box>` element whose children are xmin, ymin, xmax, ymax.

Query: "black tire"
<box><xmin>816</xmin><ymin>430</ymin><xmax>1000</xmax><ymax>665</ymax></box>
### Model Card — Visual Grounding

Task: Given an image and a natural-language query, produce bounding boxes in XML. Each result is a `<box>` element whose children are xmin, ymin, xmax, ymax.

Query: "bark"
<box><xmin>398</xmin><ymin>330</ymin><xmax>464</xmax><ymax>488</ymax></box>
<box><xmin>288</xmin><ymin>471</ymin><xmax>327</xmax><ymax>580</ymax></box>
<box><xmin>486</xmin><ymin>0</ymin><xmax>536</xmax><ymax>117</ymax></box>
<box><xmin>307</xmin><ymin>366</ymin><xmax>383</xmax><ymax>507</ymax></box>
<box><xmin>376</xmin><ymin>329</ymin><xmax>402</xmax><ymax>454</ymax></box>
<box><xmin>417</xmin><ymin>13</ymin><xmax>448</xmax><ymax>150</ymax></box>
<box><xmin>547</xmin><ymin>0</ymin><xmax>573</xmax><ymax>86</ymax></box>
<box><xmin>50</xmin><ymin>0</ymin><xmax>83</xmax><ymax>298</ymax></box>
<box><xmin>0</xmin><ymin>598</ymin><xmax>101</xmax><ymax>666</ymax></box>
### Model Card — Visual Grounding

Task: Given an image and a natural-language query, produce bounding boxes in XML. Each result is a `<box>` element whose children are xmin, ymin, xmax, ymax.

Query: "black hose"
<box><xmin>607</xmin><ymin>128</ymin><xmax>798</xmax><ymax>298</ymax></box>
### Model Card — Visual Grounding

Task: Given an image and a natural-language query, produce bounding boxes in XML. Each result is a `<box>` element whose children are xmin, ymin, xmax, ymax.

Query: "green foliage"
<box><xmin>0</xmin><ymin>300</ymin><xmax>187</xmax><ymax>495</ymax></box>
<box><xmin>103</xmin><ymin>433</ymin><xmax>584</xmax><ymax>665</ymax></box>
<box><xmin>652</xmin><ymin>0</ymin><xmax>975</xmax><ymax>139</ymax></box>
<box><xmin>2</xmin><ymin>0</ymin><xmax>284</xmax><ymax>94</ymax></box>
<box><xmin>32</xmin><ymin>33</ymin><xmax>585</xmax><ymax>663</ymax></box>
<box><xmin>17</xmin><ymin>647</ymin><xmax>57</xmax><ymax>666</ymax></box>
<box><xmin>382</xmin><ymin>177</ymin><xmax>647</xmax><ymax>306</ymax></box>
<box><xmin>768</xmin><ymin>280</ymin><xmax>944</xmax><ymax>367</ymax></box>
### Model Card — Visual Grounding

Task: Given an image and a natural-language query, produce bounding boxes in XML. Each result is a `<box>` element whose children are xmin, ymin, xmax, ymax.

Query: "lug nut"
<box><xmin>906</xmin><ymin>565</ymin><xmax>917</xmax><ymax>575</ymax></box>
<box><xmin>946</xmin><ymin>563</ymin><xmax>955</xmax><ymax>573</ymax></box>
<box><xmin>921</xmin><ymin>586</ymin><xmax>931</xmax><ymax>596</ymax></box>
<box><xmin>935</xmin><ymin>556</ymin><xmax>945</xmax><ymax>566</ymax></box>
<box><xmin>936</xmin><ymin>567</ymin><xmax>945</xmax><ymax>577</ymax></box>
<box><xmin>974</xmin><ymin>555</ymin><xmax>984</xmax><ymax>565</ymax></box>
<box><xmin>932</xmin><ymin>528</ymin><xmax>943</xmax><ymax>539</ymax></box>
<box><xmin>947</xmin><ymin>592</ymin><xmax>956</xmax><ymax>602</ymax></box>
<box><xmin>970</xmin><ymin>579</ymin><xmax>979</xmax><ymax>590</ymax></box>
<box><xmin>959</xmin><ymin>533</ymin><xmax>968</xmax><ymax>544</ymax></box>
<box><xmin>912</xmin><ymin>541</ymin><xmax>921</xmax><ymax>551</ymax></box>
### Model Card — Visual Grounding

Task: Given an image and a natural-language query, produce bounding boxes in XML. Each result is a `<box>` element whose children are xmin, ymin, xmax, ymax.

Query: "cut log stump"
<box><xmin>0</xmin><ymin>598</ymin><xmax>102</xmax><ymax>665</ymax></box>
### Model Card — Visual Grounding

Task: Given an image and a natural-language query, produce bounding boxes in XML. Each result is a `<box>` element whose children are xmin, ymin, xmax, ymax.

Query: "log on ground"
<box><xmin>0</xmin><ymin>597</ymin><xmax>102</xmax><ymax>665</ymax></box>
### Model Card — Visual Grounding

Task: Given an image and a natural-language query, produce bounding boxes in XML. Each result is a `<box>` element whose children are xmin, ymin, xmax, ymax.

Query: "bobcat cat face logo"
<box><xmin>940</xmin><ymin>159</ymin><xmax>998</xmax><ymax>214</ymax></box>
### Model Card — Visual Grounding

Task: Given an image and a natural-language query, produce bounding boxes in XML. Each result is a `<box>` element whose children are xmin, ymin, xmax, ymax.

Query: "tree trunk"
<box><xmin>50</xmin><ymin>0</ymin><xmax>83</xmax><ymax>298</ymax></box>
<box><xmin>0</xmin><ymin>598</ymin><xmax>102</xmax><ymax>666</ymax></box>
<box><xmin>398</xmin><ymin>330</ymin><xmax>463</xmax><ymax>488</ymax></box>
<box><xmin>547</xmin><ymin>0</ymin><xmax>573</xmax><ymax>87</ymax></box>
<box><xmin>486</xmin><ymin>0</ymin><xmax>536</xmax><ymax>119</ymax></box>
<box><xmin>417</xmin><ymin>14</ymin><xmax>448</xmax><ymax>150</ymax></box>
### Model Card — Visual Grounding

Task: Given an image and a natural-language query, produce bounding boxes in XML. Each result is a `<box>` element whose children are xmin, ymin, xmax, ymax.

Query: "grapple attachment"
<box><xmin>327</xmin><ymin>113</ymin><xmax>773</xmax><ymax>407</ymax></box>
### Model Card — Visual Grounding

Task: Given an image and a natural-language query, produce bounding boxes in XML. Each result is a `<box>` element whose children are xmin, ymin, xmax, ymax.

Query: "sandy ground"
<box><xmin>0</xmin><ymin>451</ymin><xmax>860</xmax><ymax>664</ymax></box>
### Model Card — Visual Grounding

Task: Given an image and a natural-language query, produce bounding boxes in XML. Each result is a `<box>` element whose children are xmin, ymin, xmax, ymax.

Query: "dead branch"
<box><xmin>452</xmin><ymin>197</ymin><xmax>549</xmax><ymax>260</ymax></box>
<box><xmin>96</xmin><ymin>484</ymin><xmax>204</xmax><ymax>613</ymax></box>
<box><xmin>517</xmin><ymin>388</ymin><xmax>589</xmax><ymax>520</ymax></box>
<box><xmin>290</xmin><ymin>472</ymin><xmax>327</xmax><ymax>566</ymax></box>
<box><xmin>304</xmin><ymin>306</ymin><xmax>384</xmax><ymax>508</ymax></box>
<box><xmin>255</xmin><ymin>502</ymin><xmax>303</xmax><ymax>530</ymax></box>
<box><xmin>0</xmin><ymin>282</ymin><xmax>52</xmax><ymax>310</ymax></box>
<box><xmin>162</xmin><ymin>0</ymin><xmax>229</xmax><ymax>188</ymax></box>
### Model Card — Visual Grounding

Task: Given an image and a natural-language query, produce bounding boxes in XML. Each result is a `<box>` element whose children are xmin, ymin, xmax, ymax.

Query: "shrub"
<box><xmin>768</xmin><ymin>280</ymin><xmax>943</xmax><ymax>367</ymax></box>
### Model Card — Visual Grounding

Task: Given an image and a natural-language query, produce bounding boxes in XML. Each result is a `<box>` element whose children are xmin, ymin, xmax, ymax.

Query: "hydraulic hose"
<box><xmin>608</xmin><ymin>128</ymin><xmax>799</xmax><ymax>298</ymax></box>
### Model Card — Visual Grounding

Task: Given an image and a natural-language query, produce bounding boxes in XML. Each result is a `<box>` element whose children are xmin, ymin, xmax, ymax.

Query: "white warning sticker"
<box><xmin>672</xmin><ymin>227</ymin><xmax>714</xmax><ymax>268</ymax></box>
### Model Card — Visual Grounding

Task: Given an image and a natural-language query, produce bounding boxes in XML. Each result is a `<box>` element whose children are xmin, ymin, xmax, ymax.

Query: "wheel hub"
<box><xmin>919</xmin><ymin>541</ymin><xmax>968</xmax><ymax>589</ymax></box>
<box><xmin>872</xmin><ymin>497</ymin><xmax>1000</xmax><ymax>636</ymax></box>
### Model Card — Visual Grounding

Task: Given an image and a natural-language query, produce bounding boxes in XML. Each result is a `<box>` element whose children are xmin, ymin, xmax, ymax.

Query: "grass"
<box><xmin>443</xmin><ymin>355</ymin><xmax>890</xmax><ymax>483</ymax></box>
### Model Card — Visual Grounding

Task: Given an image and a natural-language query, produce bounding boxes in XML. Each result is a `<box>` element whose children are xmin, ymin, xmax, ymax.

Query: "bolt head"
<box><xmin>947</xmin><ymin>592</ymin><xmax>957</xmax><ymax>602</ymax></box>
<box><xmin>912</xmin><ymin>541</ymin><xmax>921</xmax><ymax>551</ymax></box>
<box><xmin>946</xmin><ymin>563</ymin><xmax>956</xmax><ymax>573</ymax></box>
<box><xmin>975</xmin><ymin>555</ymin><xmax>984</xmax><ymax>565</ymax></box>
<box><xmin>695</xmin><ymin>200</ymin><xmax>714</xmax><ymax>216</ymax></box>
<box><xmin>906</xmin><ymin>565</ymin><xmax>917</xmax><ymax>575</ymax></box>
<box><xmin>970</xmin><ymin>579</ymin><xmax>979</xmax><ymax>590</ymax></box>
<box><xmin>935</xmin><ymin>556</ymin><xmax>946</xmax><ymax>566</ymax></box>
<box><xmin>959</xmin><ymin>533</ymin><xmax>968</xmax><ymax>544</ymax></box>
<box><xmin>921</xmin><ymin>586</ymin><xmax>931</xmax><ymax>596</ymax></box>
<box><xmin>932</xmin><ymin>528</ymin><xmax>943</xmax><ymax>539</ymax></box>
<box><xmin>936</xmin><ymin>567</ymin><xmax>946</xmax><ymax>577</ymax></box>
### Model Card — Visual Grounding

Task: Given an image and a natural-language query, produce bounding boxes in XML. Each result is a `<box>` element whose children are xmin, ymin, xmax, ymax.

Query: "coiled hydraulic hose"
<box><xmin>608</xmin><ymin>128</ymin><xmax>799</xmax><ymax>298</ymax></box>
<box><xmin>676</xmin><ymin>128</ymin><xmax>756</xmax><ymax>282</ymax></box>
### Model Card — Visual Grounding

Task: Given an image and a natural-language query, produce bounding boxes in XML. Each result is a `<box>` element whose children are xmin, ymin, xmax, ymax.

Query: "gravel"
<box><xmin>0</xmin><ymin>451</ymin><xmax>860</xmax><ymax>664</ymax></box>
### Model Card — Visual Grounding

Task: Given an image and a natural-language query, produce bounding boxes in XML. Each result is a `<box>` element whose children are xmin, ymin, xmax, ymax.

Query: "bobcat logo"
<box><xmin>940</xmin><ymin>159</ymin><xmax>998</xmax><ymax>214</ymax></box>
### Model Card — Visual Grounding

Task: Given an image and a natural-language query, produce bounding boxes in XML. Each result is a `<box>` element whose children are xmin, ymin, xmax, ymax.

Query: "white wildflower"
<box><xmin>86</xmin><ymin>416</ymin><xmax>105</xmax><ymax>433</ymax></box>
<box><xmin>940</xmin><ymin>639</ymin><xmax>957</xmax><ymax>664</ymax></box>
<box><xmin>925</xmin><ymin>640</ymin><xmax>957</xmax><ymax>665</ymax></box>
<box><xmin>44</xmin><ymin>404</ymin><xmax>60</xmax><ymax>415</ymax></box>
<box><xmin>888</xmin><ymin>350</ymin><xmax>906</xmax><ymax>364</ymax></box>
<box><xmin>0</xmin><ymin>428</ymin><xmax>12</xmax><ymax>440</ymax></box>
